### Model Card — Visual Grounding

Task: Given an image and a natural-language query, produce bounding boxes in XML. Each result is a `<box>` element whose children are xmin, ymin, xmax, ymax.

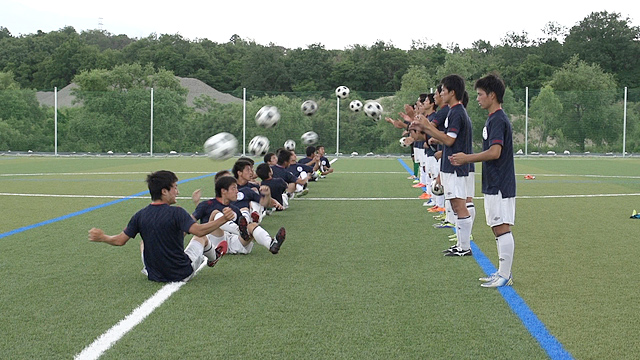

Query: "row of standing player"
<box><xmin>387</xmin><ymin>73</ymin><xmax>516</xmax><ymax>288</ymax></box>
<box><xmin>87</xmin><ymin>146</ymin><xmax>334</xmax><ymax>283</ymax></box>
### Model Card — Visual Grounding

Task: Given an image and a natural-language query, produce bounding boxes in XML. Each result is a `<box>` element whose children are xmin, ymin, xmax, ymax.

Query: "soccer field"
<box><xmin>1</xmin><ymin>155</ymin><xmax>639</xmax><ymax>359</ymax></box>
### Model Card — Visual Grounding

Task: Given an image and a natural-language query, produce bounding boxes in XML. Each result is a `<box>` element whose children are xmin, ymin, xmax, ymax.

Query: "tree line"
<box><xmin>0</xmin><ymin>11</ymin><xmax>639</xmax><ymax>154</ymax></box>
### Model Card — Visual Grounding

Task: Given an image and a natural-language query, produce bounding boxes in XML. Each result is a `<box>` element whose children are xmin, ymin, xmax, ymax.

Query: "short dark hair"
<box><xmin>215</xmin><ymin>176</ymin><xmax>237</xmax><ymax>197</ymax></box>
<box><xmin>214</xmin><ymin>170</ymin><xmax>231</xmax><ymax>181</ymax></box>
<box><xmin>232</xmin><ymin>160</ymin><xmax>252</xmax><ymax>179</ymax></box>
<box><xmin>418</xmin><ymin>93</ymin><xmax>428</xmax><ymax>103</ymax></box>
<box><xmin>256</xmin><ymin>163</ymin><xmax>271</xmax><ymax>180</ymax></box>
<box><xmin>305</xmin><ymin>146</ymin><xmax>316</xmax><ymax>157</ymax></box>
<box><xmin>426</xmin><ymin>93</ymin><xmax>437</xmax><ymax>111</ymax></box>
<box><xmin>316</xmin><ymin>145</ymin><xmax>325</xmax><ymax>151</ymax></box>
<box><xmin>146</xmin><ymin>170</ymin><xmax>178</xmax><ymax>201</ymax></box>
<box><xmin>441</xmin><ymin>74</ymin><xmax>465</xmax><ymax>101</ymax></box>
<box><xmin>475</xmin><ymin>73</ymin><xmax>505</xmax><ymax>104</ymax></box>
<box><xmin>263</xmin><ymin>152</ymin><xmax>275</xmax><ymax>164</ymax></box>
<box><xmin>237</xmin><ymin>156</ymin><xmax>254</xmax><ymax>165</ymax></box>
<box><xmin>277</xmin><ymin>149</ymin><xmax>293</xmax><ymax>165</ymax></box>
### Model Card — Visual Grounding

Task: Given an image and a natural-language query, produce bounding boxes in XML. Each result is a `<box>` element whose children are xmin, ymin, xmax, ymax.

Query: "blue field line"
<box><xmin>396</xmin><ymin>157</ymin><xmax>574</xmax><ymax>360</ymax></box>
<box><xmin>0</xmin><ymin>172</ymin><xmax>216</xmax><ymax>240</ymax></box>
<box><xmin>470</xmin><ymin>242</ymin><xmax>574</xmax><ymax>360</ymax></box>
<box><xmin>397</xmin><ymin>158</ymin><xmax>427</xmax><ymax>191</ymax></box>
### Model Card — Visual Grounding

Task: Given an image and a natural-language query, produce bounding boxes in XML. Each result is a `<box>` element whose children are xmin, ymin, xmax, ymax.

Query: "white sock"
<box><xmin>496</xmin><ymin>232</ymin><xmax>515</xmax><ymax>279</ymax></box>
<box><xmin>214</xmin><ymin>212</ymin><xmax>239</xmax><ymax>235</ymax></box>
<box><xmin>467</xmin><ymin>203</ymin><xmax>476</xmax><ymax>225</ymax></box>
<box><xmin>203</xmin><ymin>241</ymin><xmax>217</xmax><ymax>262</ymax></box>
<box><xmin>445</xmin><ymin>201</ymin><xmax>454</xmax><ymax>224</ymax></box>
<box><xmin>436</xmin><ymin>195</ymin><xmax>445</xmax><ymax>207</ymax></box>
<box><xmin>456</xmin><ymin>216</ymin><xmax>473</xmax><ymax>251</ymax></box>
<box><xmin>252</xmin><ymin>226</ymin><xmax>272</xmax><ymax>248</ymax></box>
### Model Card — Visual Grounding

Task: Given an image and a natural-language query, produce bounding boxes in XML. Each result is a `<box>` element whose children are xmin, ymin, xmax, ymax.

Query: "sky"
<box><xmin>2</xmin><ymin>0</ymin><xmax>639</xmax><ymax>50</ymax></box>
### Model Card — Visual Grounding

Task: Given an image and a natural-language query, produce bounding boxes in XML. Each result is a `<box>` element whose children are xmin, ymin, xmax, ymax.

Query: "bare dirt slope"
<box><xmin>35</xmin><ymin>77</ymin><xmax>242</xmax><ymax>108</ymax></box>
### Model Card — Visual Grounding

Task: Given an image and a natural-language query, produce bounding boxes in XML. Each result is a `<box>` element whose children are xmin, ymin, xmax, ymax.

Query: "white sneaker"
<box><xmin>481</xmin><ymin>274</ymin><xmax>513</xmax><ymax>288</ymax></box>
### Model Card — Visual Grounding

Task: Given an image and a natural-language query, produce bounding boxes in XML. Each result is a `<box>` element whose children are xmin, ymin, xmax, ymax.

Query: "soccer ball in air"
<box><xmin>301</xmin><ymin>131</ymin><xmax>318</xmax><ymax>145</ymax></box>
<box><xmin>335</xmin><ymin>86</ymin><xmax>350</xmax><ymax>99</ymax></box>
<box><xmin>248</xmin><ymin>135</ymin><xmax>270</xmax><ymax>156</ymax></box>
<box><xmin>364</xmin><ymin>101</ymin><xmax>383</xmax><ymax>121</ymax></box>
<box><xmin>255</xmin><ymin>106</ymin><xmax>281</xmax><ymax>128</ymax></box>
<box><xmin>301</xmin><ymin>100</ymin><xmax>318</xmax><ymax>116</ymax></box>
<box><xmin>204</xmin><ymin>132</ymin><xmax>237</xmax><ymax>160</ymax></box>
<box><xmin>349</xmin><ymin>100</ymin><xmax>363</xmax><ymax>112</ymax></box>
<box><xmin>399</xmin><ymin>137</ymin><xmax>410</xmax><ymax>147</ymax></box>
<box><xmin>284</xmin><ymin>139</ymin><xmax>296</xmax><ymax>151</ymax></box>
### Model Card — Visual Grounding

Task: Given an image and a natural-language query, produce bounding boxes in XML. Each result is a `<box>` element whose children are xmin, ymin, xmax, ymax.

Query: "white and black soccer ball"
<box><xmin>248</xmin><ymin>135</ymin><xmax>270</xmax><ymax>156</ymax></box>
<box><xmin>364</xmin><ymin>101</ymin><xmax>383</xmax><ymax>121</ymax></box>
<box><xmin>255</xmin><ymin>105</ymin><xmax>281</xmax><ymax>128</ymax></box>
<box><xmin>349</xmin><ymin>100</ymin><xmax>363</xmax><ymax>112</ymax></box>
<box><xmin>335</xmin><ymin>86</ymin><xmax>350</xmax><ymax>99</ymax></box>
<box><xmin>432</xmin><ymin>182</ymin><xmax>444</xmax><ymax>196</ymax></box>
<box><xmin>301</xmin><ymin>131</ymin><xmax>318</xmax><ymax>145</ymax></box>
<box><xmin>284</xmin><ymin>139</ymin><xmax>296</xmax><ymax>151</ymax></box>
<box><xmin>301</xmin><ymin>100</ymin><xmax>318</xmax><ymax>116</ymax></box>
<box><xmin>204</xmin><ymin>132</ymin><xmax>237</xmax><ymax>160</ymax></box>
<box><xmin>399</xmin><ymin>137</ymin><xmax>410</xmax><ymax>148</ymax></box>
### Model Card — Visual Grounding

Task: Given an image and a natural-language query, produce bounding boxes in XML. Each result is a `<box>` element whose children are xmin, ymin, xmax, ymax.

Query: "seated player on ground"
<box><xmin>315</xmin><ymin>145</ymin><xmax>334</xmax><ymax>178</ymax></box>
<box><xmin>88</xmin><ymin>170</ymin><xmax>234</xmax><ymax>282</ymax></box>
<box><xmin>256</xmin><ymin>163</ymin><xmax>287</xmax><ymax>212</ymax></box>
<box><xmin>192</xmin><ymin>175</ymin><xmax>286</xmax><ymax>255</ymax></box>
<box><xmin>298</xmin><ymin>146</ymin><xmax>321</xmax><ymax>180</ymax></box>
<box><xmin>271</xmin><ymin>149</ymin><xmax>306</xmax><ymax>203</ymax></box>
<box><xmin>231</xmin><ymin>159</ymin><xmax>273</xmax><ymax>223</ymax></box>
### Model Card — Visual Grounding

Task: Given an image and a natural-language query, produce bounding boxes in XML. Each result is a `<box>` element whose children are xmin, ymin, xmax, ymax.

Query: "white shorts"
<box><xmin>206</xmin><ymin>233</ymin><xmax>253</xmax><ymax>255</ymax></box>
<box><xmin>484</xmin><ymin>192</ymin><xmax>516</xmax><ymax>227</ymax></box>
<box><xmin>440</xmin><ymin>172</ymin><xmax>467</xmax><ymax>200</ymax></box>
<box><xmin>465</xmin><ymin>172</ymin><xmax>475</xmax><ymax>199</ymax></box>
<box><xmin>182</xmin><ymin>239</ymin><xmax>206</xmax><ymax>281</ymax></box>
<box><xmin>427</xmin><ymin>156</ymin><xmax>439</xmax><ymax>180</ymax></box>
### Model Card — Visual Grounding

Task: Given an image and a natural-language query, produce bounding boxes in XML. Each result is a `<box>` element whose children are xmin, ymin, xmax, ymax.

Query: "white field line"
<box><xmin>2</xmin><ymin>170</ymin><xmax>639</xmax><ymax>179</ymax></box>
<box><xmin>3</xmin><ymin>192</ymin><xmax>640</xmax><ymax>200</ymax></box>
<box><xmin>0</xmin><ymin>171</ymin><xmax>211</xmax><ymax>177</ymax></box>
<box><xmin>74</xmin><ymin>261</ymin><xmax>207</xmax><ymax>360</ymax></box>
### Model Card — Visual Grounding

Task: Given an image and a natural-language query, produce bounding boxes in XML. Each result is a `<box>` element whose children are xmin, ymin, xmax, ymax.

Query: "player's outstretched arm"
<box><xmin>189</xmin><ymin>207</ymin><xmax>235</xmax><ymax>237</ymax></box>
<box><xmin>89</xmin><ymin>228</ymin><xmax>131</xmax><ymax>246</ymax></box>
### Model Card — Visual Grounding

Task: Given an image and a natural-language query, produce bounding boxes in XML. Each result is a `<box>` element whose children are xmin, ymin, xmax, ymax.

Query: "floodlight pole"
<box><xmin>525</xmin><ymin>87</ymin><xmax>529</xmax><ymax>156</ymax></box>
<box><xmin>54</xmin><ymin>87</ymin><xmax>58</xmax><ymax>156</ymax></box>
<box><xmin>243</xmin><ymin>88</ymin><xmax>246</xmax><ymax>156</ymax></box>
<box><xmin>623</xmin><ymin>87</ymin><xmax>627</xmax><ymax>157</ymax></box>
<box><xmin>150</xmin><ymin>88</ymin><xmax>154</xmax><ymax>157</ymax></box>
<box><xmin>336</xmin><ymin>97</ymin><xmax>340</xmax><ymax>155</ymax></box>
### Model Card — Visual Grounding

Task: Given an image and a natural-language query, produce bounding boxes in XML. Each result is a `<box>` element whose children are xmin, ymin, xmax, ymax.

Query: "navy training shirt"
<box><xmin>271</xmin><ymin>164</ymin><xmax>298</xmax><ymax>184</ymax></box>
<box><xmin>124</xmin><ymin>203</ymin><xmax>195</xmax><ymax>282</ymax></box>
<box><xmin>261</xmin><ymin>177</ymin><xmax>288</xmax><ymax>200</ymax></box>
<box><xmin>440</xmin><ymin>103</ymin><xmax>472</xmax><ymax>177</ymax></box>
<box><xmin>192</xmin><ymin>198</ymin><xmax>242</xmax><ymax>225</ymax></box>
<box><xmin>233</xmin><ymin>182</ymin><xmax>263</xmax><ymax>209</ymax></box>
<box><xmin>482</xmin><ymin>109</ymin><xmax>516</xmax><ymax>198</ymax></box>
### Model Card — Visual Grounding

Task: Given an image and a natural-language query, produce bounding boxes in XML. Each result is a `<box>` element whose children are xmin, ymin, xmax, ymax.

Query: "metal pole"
<box><xmin>525</xmin><ymin>87</ymin><xmax>529</xmax><ymax>156</ymax></box>
<box><xmin>54</xmin><ymin>87</ymin><xmax>58</xmax><ymax>156</ymax></box>
<box><xmin>243</xmin><ymin>88</ymin><xmax>246</xmax><ymax>156</ymax></box>
<box><xmin>336</xmin><ymin>97</ymin><xmax>340</xmax><ymax>155</ymax></box>
<box><xmin>150</xmin><ymin>88</ymin><xmax>154</xmax><ymax>156</ymax></box>
<box><xmin>623</xmin><ymin>87</ymin><xmax>627</xmax><ymax>157</ymax></box>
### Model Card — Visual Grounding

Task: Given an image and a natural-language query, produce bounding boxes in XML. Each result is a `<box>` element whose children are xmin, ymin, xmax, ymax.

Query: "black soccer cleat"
<box><xmin>444</xmin><ymin>247</ymin><xmax>473</xmax><ymax>257</ymax></box>
<box><xmin>269</xmin><ymin>227</ymin><xmax>286</xmax><ymax>254</ymax></box>
<box><xmin>238</xmin><ymin>216</ymin><xmax>250</xmax><ymax>241</ymax></box>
